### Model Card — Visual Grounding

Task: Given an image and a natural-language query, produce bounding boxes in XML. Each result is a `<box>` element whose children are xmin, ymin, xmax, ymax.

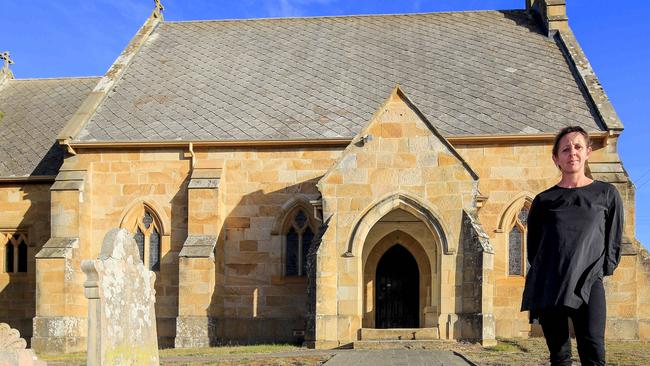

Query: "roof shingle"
<box><xmin>76</xmin><ymin>10</ymin><xmax>603</xmax><ymax>142</ymax></box>
<box><xmin>0</xmin><ymin>78</ymin><xmax>98</xmax><ymax>177</ymax></box>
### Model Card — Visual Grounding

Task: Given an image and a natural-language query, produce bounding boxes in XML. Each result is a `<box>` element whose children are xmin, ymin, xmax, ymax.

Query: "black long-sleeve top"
<box><xmin>521</xmin><ymin>180</ymin><xmax>624</xmax><ymax>315</ymax></box>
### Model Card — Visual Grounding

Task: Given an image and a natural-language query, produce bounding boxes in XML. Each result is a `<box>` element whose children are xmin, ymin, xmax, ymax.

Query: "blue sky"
<box><xmin>2</xmin><ymin>1</ymin><xmax>649</xmax><ymax>248</ymax></box>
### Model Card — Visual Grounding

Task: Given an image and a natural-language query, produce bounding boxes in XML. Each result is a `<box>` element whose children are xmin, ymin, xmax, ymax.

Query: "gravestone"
<box><xmin>82</xmin><ymin>228</ymin><xmax>159</xmax><ymax>366</ymax></box>
<box><xmin>0</xmin><ymin>323</ymin><xmax>46</xmax><ymax>366</ymax></box>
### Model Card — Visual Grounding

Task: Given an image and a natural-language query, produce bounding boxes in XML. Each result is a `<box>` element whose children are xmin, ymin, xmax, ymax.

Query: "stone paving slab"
<box><xmin>323</xmin><ymin>349</ymin><xmax>475</xmax><ymax>366</ymax></box>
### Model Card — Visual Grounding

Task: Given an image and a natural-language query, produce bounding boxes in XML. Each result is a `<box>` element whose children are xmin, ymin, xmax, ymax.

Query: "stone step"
<box><xmin>353</xmin><ymin>339</ymin><xmax>451</xmax><ymax>350</ymax></box>
<box><xmin>359</xmin><ymin>327</ymin><xmax>440</xmax><ymax>341</ymax></box>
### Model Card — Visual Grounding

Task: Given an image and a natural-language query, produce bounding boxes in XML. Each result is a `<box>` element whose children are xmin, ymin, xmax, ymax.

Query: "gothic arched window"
<box><xmin>3</xmin><ymin>232</ymin><xmax>28</xmax><ymax>273</ymax></box>
<box><xmin>132</xmin><ymin>209</ymin><xmax>162</xmax><ymax>271</ymax></box>
<box><xmin>509</xmin><ymin>206</ymin><xmax>530</xmax><ymax>276</ymax></box>
<box><xmin>285</xmin><ymin>208</ymin><xmax>314</xmax><ymax>277</ymax></box>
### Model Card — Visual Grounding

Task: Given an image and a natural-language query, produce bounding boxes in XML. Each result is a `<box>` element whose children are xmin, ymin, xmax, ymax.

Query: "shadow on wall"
<box><xmin>455</xmin><ymin>211</ymin><xmax>482</xmax><ymax>342</ymax></box>
<box><xmin>153</xmin><ymin>175</ymin><xmax>189</xmax><ymax>348</ymax></box>
<box><xmin>206</xmin><ymin>176</ymin><xmax>322</xmax><ymax>345</ymax></box>
<box><xmin>0</xmin><ymin>183</ymin><xmax>52</xmax><ymax>347</ymax></box>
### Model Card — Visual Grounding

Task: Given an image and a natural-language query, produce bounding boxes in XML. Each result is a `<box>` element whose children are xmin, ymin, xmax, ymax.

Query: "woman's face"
<box><xmin>552</xmin><ymin>132</ymin><xmax>592</xmax><ymax>174</ymax></box>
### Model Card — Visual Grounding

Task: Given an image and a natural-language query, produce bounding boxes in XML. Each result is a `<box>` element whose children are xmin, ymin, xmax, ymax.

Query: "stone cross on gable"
<box><xmin>1</xmin><ymin>51</ymin><xmax>14</xmax><ymax>69</ymax></box>
<box><xmin>153</xmin><ymin>0</ymin><xmax>164</xmax><ymax>18</ymax></box>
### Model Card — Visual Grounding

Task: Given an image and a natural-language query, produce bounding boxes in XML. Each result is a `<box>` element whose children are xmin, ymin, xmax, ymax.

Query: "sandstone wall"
<box><xmin>21</xmin><ymin>130</ymin><xmax>647</xmax><ymax>348</ymax></box>
<box><xmin>82</xmin><ymin>150</ymin><xmax>189</xmax><ymax>347</ymax></box>
<box><xmin>0</xmin><ymin>183</ymin><xmax>51</xmax><ymax>344</ymax></box>
<box><xmin>457</xmin><ymin>138</ymin><xmax>647</xmax><ymax>340</ymax></box>
<box><xmin>210</xmin><ymin>147</ymin><xmax>338</xmax><ymax>343</ymax></box>
<box><xmin>316</xmin><ymin>90</ymin><xmax>479</xmax><ymax>347</ymax></box>
<box><xmin>58</xmin><ymin>146</ymin><xmax>341</xmax><ymax>345</ymax></box>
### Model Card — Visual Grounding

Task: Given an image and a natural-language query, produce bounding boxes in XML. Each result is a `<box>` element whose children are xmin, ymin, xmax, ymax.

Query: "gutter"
<box><xmin>62</xmin><ymin>132</ymin><xmax>611</xmax><ymax>150</ymax></box>
<box><xmin>0</xmin><ymin>175</ymin><xmax>56</xmax><ymax>184</ymax></box>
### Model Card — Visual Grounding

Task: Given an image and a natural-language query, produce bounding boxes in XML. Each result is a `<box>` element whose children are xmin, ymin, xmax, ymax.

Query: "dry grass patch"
<box><xmin>458</xmin><ymin>338</ymin><xmax>650</xmax><ymax>366</ymax></box>
<box><xmin>37</xmin><ymin>339</ymin><xmax>650</xmax><ymax>366</ymax></box>
<box><xmin>159</xmin><ymin>343</ymin><xmax>301</xmax><ymax>357</ymax></box>
<box><xmin>37</xmin><ymin>351</ymin><xmax>86</xmax><ymax>366</ymax></box>
<box><xmin>162</xmin><ymin>355</ymin><xmax>330</xmax><ymax>366</ymax></box>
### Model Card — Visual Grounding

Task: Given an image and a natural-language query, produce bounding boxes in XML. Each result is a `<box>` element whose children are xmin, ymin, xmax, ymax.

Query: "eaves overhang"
<box><xmin>63</xmin><ymin>131</ymin><xmax>611</xmax><ymax>150</ymax></box>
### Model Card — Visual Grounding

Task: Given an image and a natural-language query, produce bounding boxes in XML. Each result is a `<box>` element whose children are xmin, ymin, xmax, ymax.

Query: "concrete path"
<box><xmin>323</xmin><ymin>349</ymin><xmax>475</xmax><ymax>366</ymax></box>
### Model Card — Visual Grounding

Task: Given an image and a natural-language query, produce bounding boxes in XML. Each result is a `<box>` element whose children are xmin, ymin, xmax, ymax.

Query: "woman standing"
<box><xmin>521</xmin><ymin>126</ymin><xmax>623</xmax><ymax>366</ymax></box>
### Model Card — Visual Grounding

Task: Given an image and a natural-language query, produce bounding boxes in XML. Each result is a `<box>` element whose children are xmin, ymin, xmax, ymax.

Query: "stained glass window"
<box><xmin>295</xmin><ymin>210</ymin><xmax>307</xmax><ymax>228</ymax></box>
<box><xmin>518</xmin><ymin>207</ymin><xmax>529</xmax><ymax>226</ymax></box>
<box><xmin>149</xmin><ymin>228</ymin><xmax>160</xmax><ymax>271</ymax></box>
<box><xmin>135</xmin><ymin>227</ymin><xmax>145</xmax><ymax>263</ymax></box>
<box><xmin>509</xmin><ymin>226</ymin><xmax>522</xmax><ymax>275</ymax></box>
<box><xmin>508</xmin><ymin>206</ymin><xmax>530</xmax><ymax>277</ymax></box>
<box><xmin>286</xmin><ymin>228</ymin><xmax>299</xmax><ymax>276</ymax></box>
<box><xmin>143</xmin><ymin>211</ymin><xmax>153</xmax><ymax>229</ymax></box>
<box><xmin>285</xmin><ymin>208</ymin><xmax>314</xmax><ymax>277</ymax></box>
<box><xmin>129</xmin><ymin>208</ymin><xmax>162</xmax><ymax>271</ymax></box>
<box><xmin>302</xmin><ymin>227</ymin><xmax>314</xmax><ymax>275</ymax></box>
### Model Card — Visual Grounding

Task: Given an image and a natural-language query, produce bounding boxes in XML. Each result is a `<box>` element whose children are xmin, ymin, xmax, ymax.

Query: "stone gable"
<box><xmin>314</xmin><ymin>87</ymin><xmax>483</xmax><ymax>347</ymax></box>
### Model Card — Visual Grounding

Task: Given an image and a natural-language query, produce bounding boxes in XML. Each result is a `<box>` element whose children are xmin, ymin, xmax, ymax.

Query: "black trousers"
<box><xmin>539</xmin><ymin>279</ymin><xmax>606</xmax><ymax>366</ymax></box>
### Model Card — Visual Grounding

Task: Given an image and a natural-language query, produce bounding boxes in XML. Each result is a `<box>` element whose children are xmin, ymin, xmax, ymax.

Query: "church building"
<box><xmin>0</xmin><ymin>0</ymin><xmax>648</xmax><ymax>352</ymax></box>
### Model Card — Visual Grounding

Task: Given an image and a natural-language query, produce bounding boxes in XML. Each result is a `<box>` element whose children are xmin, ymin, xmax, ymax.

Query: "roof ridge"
<box><xmin>9</xmin><ymin>76</ymin><xmax>101</xmax><ymax>81</ymax></box>
<box><xmin>162</xmin><ymin>8</ymin><xmax>525</xmax><ymax>25</ymax></box>
<box><xmin>57</xmin><ymin>7</ymin><xmax>164</xmax><ymax>144</ymax></box>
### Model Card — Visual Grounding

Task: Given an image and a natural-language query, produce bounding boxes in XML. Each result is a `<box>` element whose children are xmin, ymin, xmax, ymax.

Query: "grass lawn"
<box><xmin>37</xmin><ymin>339</ymin><xmax>650</xmax><ymax>365</ymax></box>
<box><xmin>460</xmin><ymin>338</ymin><xmax>650</xmax><ymax>366</ymax></box>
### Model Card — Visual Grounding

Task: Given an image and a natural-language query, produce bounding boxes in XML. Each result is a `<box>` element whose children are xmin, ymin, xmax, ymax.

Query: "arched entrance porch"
<box><xmin>361</xmin><ymin>209</ymin><xmax>439</xmax><ymax>333</ymax></box>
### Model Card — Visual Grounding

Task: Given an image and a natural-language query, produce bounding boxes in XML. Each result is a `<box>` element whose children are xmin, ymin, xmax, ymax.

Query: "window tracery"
<box><xmin>124</xmin><ymin>207</ymin><xmax>161</xmax><ymax>271</ymax></box>
<box><xmin>509</xmin><ymin>206</ymin><xmax>530</xmax><ymax>276</ymax></box>
<box><xmin>2</xmin><ymin>232</ymin><xmax>28</xmax><ymax>273</ymax></box>
<box><xmin>285</xmin><ymin>208</ymin><xmax>314</xmax><ymax>277</ymax></box>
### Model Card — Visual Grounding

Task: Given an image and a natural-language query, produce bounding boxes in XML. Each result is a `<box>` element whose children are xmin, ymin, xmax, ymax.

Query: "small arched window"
<box><xmin>131</xmin><ymin>209</ymin><xmax>161</xmax><ymax>271</ymax></box>
<box><xmin>285</xmin><ymin>208</ymin><xmax>314</xmax><ymax>277</ymax></box>
<box><xmin>3</xmin><ymin>232</ymin><xmax>28</xmax><ymax>273</ymax></box>
<box><xmin>4</xmin><ymin>240</ymin><xmax>13</xmax><ymax>273</ymax></box>
<box><xmin>509</xmin><ymin>206</ymin><xmax>530</xmax><ymax>276</ymax></box>
<box><xmin>18</xmin><ymin>241</ymin><xmax>27</xmax><ymax>273</ymax></box>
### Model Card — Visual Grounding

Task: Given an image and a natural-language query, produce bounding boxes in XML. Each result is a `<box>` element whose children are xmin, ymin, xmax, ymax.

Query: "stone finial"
<box><xmin>0</xmin><ymin>51</ymin><xmax>14</xmax><ymax>84</ymax></box>
<box><xmin>153</xmin><ymin>0</ymin><xmax>164</xmax><ymax>18</ymax></box>
<box><xmin>1</xmin><ymin>52</ymin><xmax>13</xmax><ymax>69</ymax></box>
<box><xmin>0</xmin><ymin>323</ymin><xmax>27</xmax><ymax>349</ymax></box>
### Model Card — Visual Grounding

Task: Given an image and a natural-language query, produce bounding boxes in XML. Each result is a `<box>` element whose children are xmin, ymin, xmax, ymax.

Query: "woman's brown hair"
<box><xmin>552</xmin><ymin>126</ymin><xmax>591</xmax><ymax>156</ymax></box>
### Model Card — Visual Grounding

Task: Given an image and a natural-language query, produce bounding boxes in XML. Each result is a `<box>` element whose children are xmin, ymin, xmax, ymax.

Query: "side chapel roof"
<box><xmin>73</xmin><ymin>10</ymin><xmax>606</xmax><ymax>142</ymax></box>
<box><xmin>0</xmin><ymin>78</ymin><xmax>98</xmax><ymax>177</ymax></box>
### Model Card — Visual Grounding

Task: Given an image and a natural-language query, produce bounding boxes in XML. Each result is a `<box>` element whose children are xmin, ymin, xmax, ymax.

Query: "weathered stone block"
<box><xmin>175</xmin><ymin>316</ymin><xmax>216</xmax><ymax>348</ymax></box>
<box><xmin>31</xmin><ymin>316</ymin><xmax>87</xmax><ymax>353</ymax></box>
<box><xmin>606</xmin><ymin>318</ymin><xmax>638</xmax><ymax>340</ymax></box>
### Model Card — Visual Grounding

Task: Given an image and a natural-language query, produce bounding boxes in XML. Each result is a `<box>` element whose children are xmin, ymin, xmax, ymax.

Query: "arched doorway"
<box><xmin>375</xmin><ymin>244</ymin><xmax>419</xmax><ymax>328</ymax></box>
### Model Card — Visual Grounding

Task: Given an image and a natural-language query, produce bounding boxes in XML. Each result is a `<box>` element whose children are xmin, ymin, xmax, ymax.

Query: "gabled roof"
<box><xmin>74</xmin><ymin>10</ymin><xmax>603</xmax><ymax>143</ymax></box>
<box><xmin>0</xmin><ymin>78</ymin><xmax>98</xmax><ymax>178</ymax></box>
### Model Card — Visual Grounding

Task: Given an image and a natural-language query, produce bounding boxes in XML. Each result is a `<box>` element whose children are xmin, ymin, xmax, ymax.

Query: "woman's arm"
<box><xmin>604</xmin><ymin>186</ymin><xmax>624</xmax><ymax>276</ymax></box>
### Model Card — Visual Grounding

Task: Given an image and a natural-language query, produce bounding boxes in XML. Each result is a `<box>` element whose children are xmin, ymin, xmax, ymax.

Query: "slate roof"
<box><xmin>0</xmin><ymin>78</ymin><xmax>98</xmax><ymax>177</ymax></box>
<box><xmin>75</xmin><ymin>10</ymin><xmax>604</xmax><ymax>142</ymax></box>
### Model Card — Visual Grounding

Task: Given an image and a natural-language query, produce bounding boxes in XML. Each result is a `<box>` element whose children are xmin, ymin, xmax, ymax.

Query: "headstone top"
<box><xmin>99</xmin><ymin>228</ymin><xmax>141</xmax><ymax>263</ymax></box>
<box><xmin>84</xmin><ymin>228</ymin><xmax>159</xmax><ymax>365</ymax></box>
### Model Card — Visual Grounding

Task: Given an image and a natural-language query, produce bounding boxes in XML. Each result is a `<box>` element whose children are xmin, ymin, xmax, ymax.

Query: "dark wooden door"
<box><xmin>375</xmin><ymin>244</ymin><xmax>419</xmax><ymax>328</ymax></box>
